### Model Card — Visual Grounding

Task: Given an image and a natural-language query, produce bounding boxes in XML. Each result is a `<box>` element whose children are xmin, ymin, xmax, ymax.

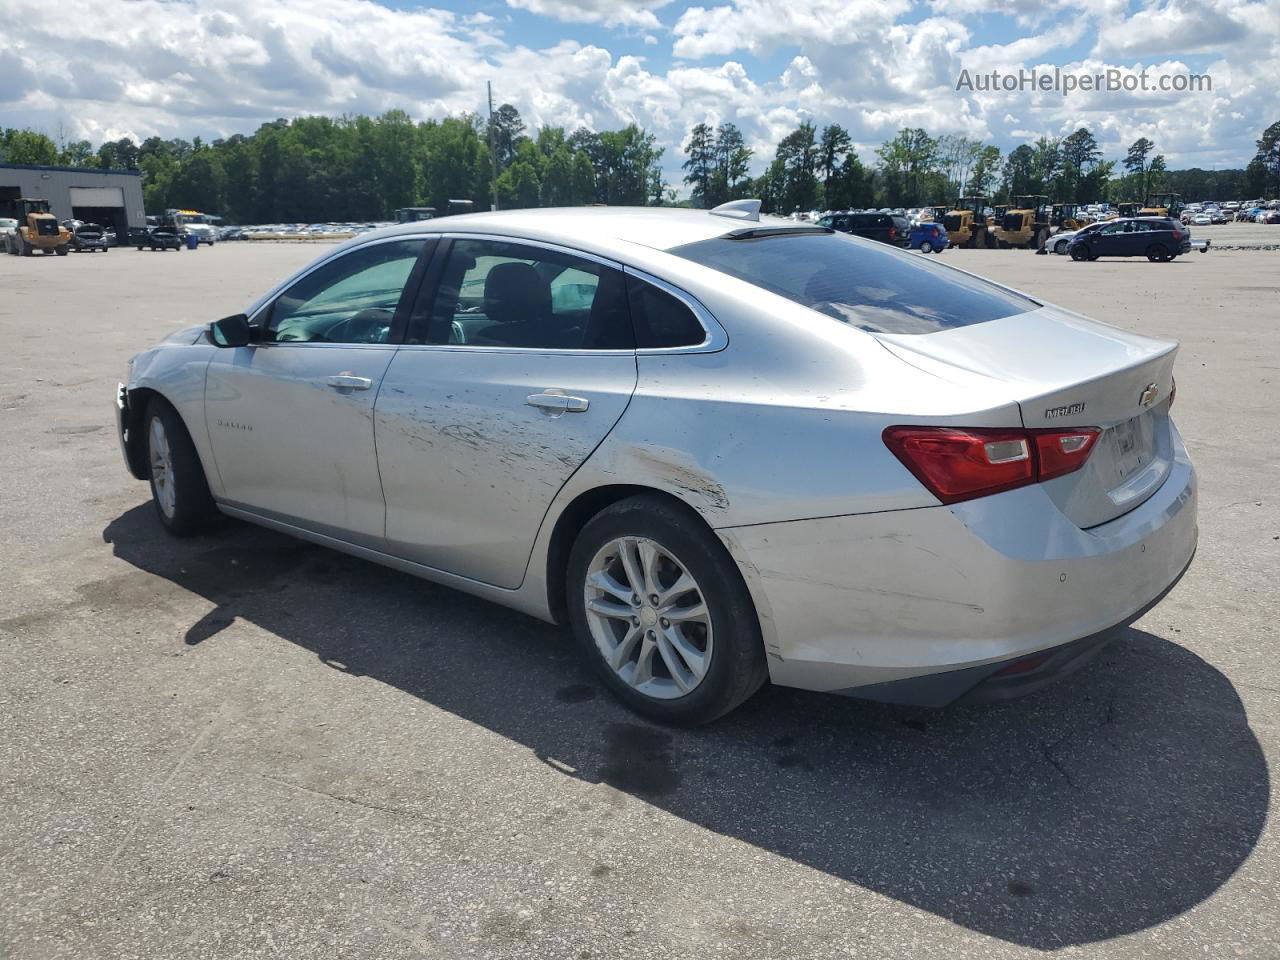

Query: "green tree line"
<box><xmin>687</xmin><ymin>120</ymin><xmax>1280</xmax><ymax>211</ymax></box>
<box><xmin>2</xmin><ymin>110</ymin><xmax>1277</xmax><ymax>220</ymax></box>
<box><xmin>0</xmin><ymin>106</ymin><xmax>664</xmax><ymax>223</ymax></box>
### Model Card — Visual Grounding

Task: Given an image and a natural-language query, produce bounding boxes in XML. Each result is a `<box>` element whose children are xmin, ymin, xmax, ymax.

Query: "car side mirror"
<box><xmin>208</xmin><ymin>313</ymin><xmax>253</xmax><ymax>348</ymax></box>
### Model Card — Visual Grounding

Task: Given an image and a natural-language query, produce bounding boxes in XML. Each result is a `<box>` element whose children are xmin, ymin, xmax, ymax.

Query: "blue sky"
<box><xmin>2</xmin><ymin>0</ymin><xmax>1275</xmax><ymax>186</ymax></box>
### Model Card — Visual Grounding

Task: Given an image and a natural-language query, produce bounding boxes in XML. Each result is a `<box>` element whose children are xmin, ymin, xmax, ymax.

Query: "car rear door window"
<box><xmin>671</xmin><ymin>230</ymin><xmax>1039</xmax><ymax>335</ymax></box>
<box><xmin>418</xmin><ymin>238</ymin><xmax>633</xmax><ymax>350</ymax></box>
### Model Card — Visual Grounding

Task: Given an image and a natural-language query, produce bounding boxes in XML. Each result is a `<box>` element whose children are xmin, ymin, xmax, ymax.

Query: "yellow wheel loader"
<box><xmin>942</xmin><ymin>197</ymin><xmax>997</xmax><ymax>248</ymax></box>
<box><xmin>10</xmin><ymin>199</ymin><xmax>70</xmax><ymax>257</ymax></box>
<box><xmin>1139</xmin><ymin>193</ymin><xmax>1184</xmax><ymax>219</ymax></box>
<box><xmin>990</xmin><ymin>195</ymin><xmax>1052</xmax><ymax>249</ymax></box>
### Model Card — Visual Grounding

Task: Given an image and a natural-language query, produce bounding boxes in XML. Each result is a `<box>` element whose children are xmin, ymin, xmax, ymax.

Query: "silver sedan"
<box><xmin>116</xmin><ymin>202</ymin><xmax>1197</xmax><ymax>724</ymax></box>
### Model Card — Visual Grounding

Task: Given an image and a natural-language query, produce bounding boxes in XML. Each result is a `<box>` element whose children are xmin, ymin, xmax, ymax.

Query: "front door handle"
<box><xmin>526</xmin><ymin>390</ymin><xmax>589</xmax><ymax>415</ymax></box>
<box><xmin>326</xmin><ymin>373</ymin><xmax>373</xmax><ymax>392</ymax></box>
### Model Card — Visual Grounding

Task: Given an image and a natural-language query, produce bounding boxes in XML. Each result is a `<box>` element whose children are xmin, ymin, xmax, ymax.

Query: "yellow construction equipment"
<box><xmin>942</xmin><ymin>197</ymin><xmax>997</xmax><ymax>248</ymax></box>
<box><xmin>991</xmin><ymin>195</ymin><xmax>1052</xmax><ymax>249</ymax></box>
<box><xmin>10</xmin><ymin>198</ymin><xmax>70</xmax><ymax>257</ymax></box>
<box><xmin>1139</xmin><ymin>193</ymin><xmax>1184</xmax><ymax>219</ymax></box>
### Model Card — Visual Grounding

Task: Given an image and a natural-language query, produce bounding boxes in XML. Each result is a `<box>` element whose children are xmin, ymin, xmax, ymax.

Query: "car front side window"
<box><xmin>264</xmin><ymin>239</ymin><xmax>426</xmax><ymax>345</ymax></box>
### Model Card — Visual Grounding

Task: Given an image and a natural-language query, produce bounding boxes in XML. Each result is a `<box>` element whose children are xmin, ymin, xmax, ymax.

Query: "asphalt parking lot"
<box><xmin>2</xmin><ymin>241</ymin><xmax>1278</xmax><ymax>959</ymax></box>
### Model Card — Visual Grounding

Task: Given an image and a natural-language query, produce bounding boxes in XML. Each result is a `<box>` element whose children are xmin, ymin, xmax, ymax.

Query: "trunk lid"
<box><xmin>875</xmin><ymin>305</ymin><xmax>1178</xmax><ymax>527</ymax></box>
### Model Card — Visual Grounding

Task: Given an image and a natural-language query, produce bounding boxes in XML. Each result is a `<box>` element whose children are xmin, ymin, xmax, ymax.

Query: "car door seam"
<box><xmin>513</xmin><ymin>350</ymin><xmax>641</xmax><ymax>591</ymax></box>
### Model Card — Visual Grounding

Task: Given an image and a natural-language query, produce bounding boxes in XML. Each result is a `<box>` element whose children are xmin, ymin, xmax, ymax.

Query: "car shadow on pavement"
<box><xmin>104</xmin><ymin>504</ymin><xmax>1268</xmax><ymax>951</ymax></box>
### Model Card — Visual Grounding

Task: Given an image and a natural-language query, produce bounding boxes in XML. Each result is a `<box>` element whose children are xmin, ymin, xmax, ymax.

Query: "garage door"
<box><xmin>68</xmin><ymin>187</ymin><xmax>124</xmax><ymax>207</ymax></box>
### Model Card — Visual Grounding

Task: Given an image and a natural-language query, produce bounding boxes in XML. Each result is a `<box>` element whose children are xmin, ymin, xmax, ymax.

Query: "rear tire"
<box><xmin>566</xmin><ymin>495</ymin><xmax>767</xmax><ymax>725</ymax></box>
<box><xmin>144</xmin><ymin>397</ymin><xmax>220</xmax><ymax>537</ymax></box>
<box><xmin>919</xmin><ymin>240</ymin><xmax>934</xmax><ymax>253</ymax></box>
<box><xmin>1146</xmin><ymin>243</ymin><xmax>1170</xmax><ymax>262</ymax></box>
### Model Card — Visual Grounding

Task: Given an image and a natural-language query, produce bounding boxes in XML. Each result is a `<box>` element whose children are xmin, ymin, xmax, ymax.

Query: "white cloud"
<box><xmin>0</xmin><ymin>0</ymin><xmax>1273</xmax><ymax>182</ymax></box>
<box><xmin>1092</xmin><ymin>0</ymin><xmax>1268</xmax><ymax>57</ymax></box>
<box><xmin>504</xmin><ymin>0</ymin><xmax>674</xmax><ymax>29</ymax></box>
<box><xmin>672</xmin><ymin>0</ymin><xmax>911</xmax><ymax>58</ymax></box>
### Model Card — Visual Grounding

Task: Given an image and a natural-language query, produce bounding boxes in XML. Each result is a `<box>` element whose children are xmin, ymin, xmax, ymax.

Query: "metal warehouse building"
<box><xmin>1</xmin><ymin>162</ymin><xmax>145</xmax><ymax>238</ymax></box>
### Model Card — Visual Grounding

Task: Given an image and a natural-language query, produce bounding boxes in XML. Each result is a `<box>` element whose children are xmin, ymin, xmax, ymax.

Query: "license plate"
<box><xmin>1110</xmin><ymin>417</ymin><xmax>1145</xmax><ymax>480</ymax></box>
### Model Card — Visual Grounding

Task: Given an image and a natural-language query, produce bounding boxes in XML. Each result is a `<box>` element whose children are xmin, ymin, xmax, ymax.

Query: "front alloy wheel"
<box><xmin>149</xmin><ymin>415</ymin><xmax>177</xmax><ymax>520</ymax></box>
<box><xmin>584</xmin><ymin>536</ymin><xmax>712</xmax><ymax>699</ymax></box>
<box><xmin>144</xmin><ymin>397</ymin><xmax>220</xmax><ymax>536</ymax></box>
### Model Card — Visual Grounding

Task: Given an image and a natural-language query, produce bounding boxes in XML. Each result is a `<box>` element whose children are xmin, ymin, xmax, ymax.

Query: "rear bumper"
<box><xmin>719</xmin><ymin>424</ymin><xmax>1198</xmax><ymax>705</ymax></box>
<box><xmin>847</xmin><ymin>546</ymin><xmax>1194</xmax><ymax>706</ymax></box>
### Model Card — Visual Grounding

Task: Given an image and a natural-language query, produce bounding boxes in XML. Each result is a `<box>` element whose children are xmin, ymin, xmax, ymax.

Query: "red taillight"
<box><xmin>883</xmin><ymin>426</ymin><xmax>1101</xmax><ymax>504</ymax></box>
<box><xmin>1171</xmin><ymin>228</ymin><xmax>1184</xmax><ymax>240</ymax></box>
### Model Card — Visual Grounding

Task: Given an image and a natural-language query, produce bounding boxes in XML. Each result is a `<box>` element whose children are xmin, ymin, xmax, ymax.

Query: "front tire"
<box><xmin>1071</xmin><ymin>245</ymin><xmax>1091</xmax><ymax>261</ymax></box>
<box><xmin>145</xmin><ymin>398</ymin><xmax>220</xmax><ymax>537</ymax></box>
<box><xmin>567</xmin><ymin>495</ymin><xmax>767</xmax><ymax>725</ymax></box>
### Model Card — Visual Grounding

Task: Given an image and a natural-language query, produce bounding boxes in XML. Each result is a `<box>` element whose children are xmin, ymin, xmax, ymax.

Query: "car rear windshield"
<box><xmin>670</xmin><ymin>231</ymin><xmax>1039</xmax><ymax>335</ymax></box>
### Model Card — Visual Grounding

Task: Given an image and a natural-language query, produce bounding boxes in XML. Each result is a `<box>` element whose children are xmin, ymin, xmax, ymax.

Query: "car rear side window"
<box><xmin>670</xmin><ymin>231</ymin><xmax>1039</xmax><ymax>335</ymax></box>
<box><xmin>627</xmin><ymin>275</ymin><xmax>706</xmax><ymax>348</ymax></box>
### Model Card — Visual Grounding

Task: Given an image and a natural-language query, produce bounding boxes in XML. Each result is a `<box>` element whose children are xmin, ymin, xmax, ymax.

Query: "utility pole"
<box><xmin>487</xmin><ymin>81</ymin><xmax>499</xmax><ymax>211</ymax></box>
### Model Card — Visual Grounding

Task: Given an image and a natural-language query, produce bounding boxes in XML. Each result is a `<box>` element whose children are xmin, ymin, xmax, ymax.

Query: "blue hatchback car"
<box><xmin>909</xmin><ymin>221</ymin><xmax>949</xmax><ymax>253</ymax></box>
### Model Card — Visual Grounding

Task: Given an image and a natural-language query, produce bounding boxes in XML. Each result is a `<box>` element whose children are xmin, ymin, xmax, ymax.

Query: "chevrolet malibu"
<box><xmin>116</xmin><ymin>202</ymin><xmax>1197</xmax><ymax>724</ymax></box>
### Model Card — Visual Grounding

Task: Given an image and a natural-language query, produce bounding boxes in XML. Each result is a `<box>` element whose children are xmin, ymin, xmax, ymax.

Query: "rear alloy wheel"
<box><xmin>568</xmin><ymin>495</ymin><xmax>767</xmax><ymax>725</ymax></box>
<box><xmin>1146</xmin><ymin>243</ymin><xmax>1170</xmax><ymax>262</ymax></box>
<box><xmin>145</xmin><ymin>398</ymin><xmax>220</xmax><ymax>536</ymax></box>
<box><xmin>919</xmin><ymin>240</ymin><xmax>934</xmax><ymax>253</ymax></box>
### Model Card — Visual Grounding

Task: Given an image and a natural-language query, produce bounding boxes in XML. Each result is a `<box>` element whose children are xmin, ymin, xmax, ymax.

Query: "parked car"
<box><xmin>1259</xmin><ymin>209</ymin><xmax>1280</xmax><ymax>224</ymax></box>
<box><xmin>135</xmin><ymin>227</ymin><xmax>184</xmax><ymax>251</ymax></box>
<box><xmin>116</xmin><ymin>204</ymin><xmax>1197</xmax><ymax>724</ymax></box>
<box><xmin>68</xmin><ymin>222</ymin><xmax>109</xmax><ymax>253</ymax></box>
<box><xmin>1068</xmin><ymin>217</ymin><xmax>1191</xmax><ymax>262</ymax></box>
<box><xmin>0</xmin><ymin>216</ymin><xmax>17</xmax><ymax>254</ymax></box>
<box><xmin>1191</xmin><ymin>213</ymin><xmax>1213</xmax><ymax>226</ymax></box>
<box><xmin>909</xmin><ymin>221</ymin><xmax>949</xmax><ymax>253</ymax></box>
<box><xmin>1049</xmin><ymin>229</ymin><xmax>1082</xmax><ymax>255</ymax></box>
<box><xmin>818</xmin><ymin>211</ymin><xmax>911</xmax><ymax>246</ymax></box>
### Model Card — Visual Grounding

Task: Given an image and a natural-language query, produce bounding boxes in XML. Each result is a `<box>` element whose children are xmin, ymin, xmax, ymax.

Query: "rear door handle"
<box><xmin>326</xmin><ymin>373</ymin><xmax>373</xmax><ymax>392</ymax></box>
<box><xmin>526</xmin><ymin>390</ymin><xmax>589</xmax><ymax>414</ymax></box>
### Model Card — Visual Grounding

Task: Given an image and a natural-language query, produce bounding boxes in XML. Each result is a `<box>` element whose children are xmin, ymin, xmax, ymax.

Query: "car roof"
<box><xmin>353</xmin><ymin>206</ymin><xmax>821</xmax><ymax>259</ymax></box>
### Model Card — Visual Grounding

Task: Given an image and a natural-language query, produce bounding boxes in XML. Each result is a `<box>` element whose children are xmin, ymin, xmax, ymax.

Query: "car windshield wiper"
<box><xmin>725</xmin><ymin>226</ymin><xmax>834</xmax><ymax>240</ymax></box>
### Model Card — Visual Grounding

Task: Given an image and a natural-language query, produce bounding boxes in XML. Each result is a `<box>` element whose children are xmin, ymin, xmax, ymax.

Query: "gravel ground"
<box><xmin>1</xmin><ymin>240</ymin><xmax>1278</xmax><ymax>959</ymax></box>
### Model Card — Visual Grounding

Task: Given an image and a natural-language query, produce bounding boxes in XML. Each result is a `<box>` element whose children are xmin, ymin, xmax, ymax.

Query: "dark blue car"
<box><xmin>1067</xmin><ymin>217</ymin><xmax>1190</xmax><ymax>262</ymax></box>
<box><xmin>909</xmin><ymin>221</ymin><xmax>949</xmax><ymax>253</ymax></box>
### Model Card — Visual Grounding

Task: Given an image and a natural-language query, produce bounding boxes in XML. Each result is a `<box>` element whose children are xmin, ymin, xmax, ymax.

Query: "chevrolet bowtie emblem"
<box><xmin>1139</xmin><ymin>383</ymin><xmax>1160</xmax><ymax>408</ymax></box>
